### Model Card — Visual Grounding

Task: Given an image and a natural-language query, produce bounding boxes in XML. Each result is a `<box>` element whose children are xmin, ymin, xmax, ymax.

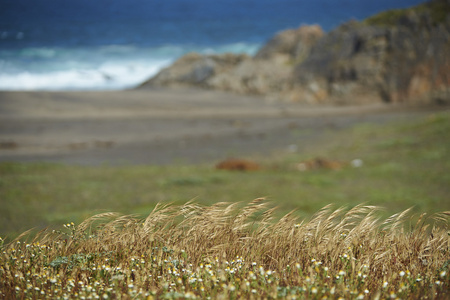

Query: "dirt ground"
<box><xmin>0</xmin><ymin>88</ymin><xmax>445</xmax><ymax>165</ymax></box>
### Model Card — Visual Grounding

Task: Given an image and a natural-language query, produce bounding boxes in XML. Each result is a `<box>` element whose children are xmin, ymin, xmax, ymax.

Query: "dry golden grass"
<box><xmin>1</xmin><ymin>199</ymin><xmax>449</xmax><ymax>299</ymax></box>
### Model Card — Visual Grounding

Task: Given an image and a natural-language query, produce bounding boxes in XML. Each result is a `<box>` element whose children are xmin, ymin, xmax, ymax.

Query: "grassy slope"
<box><xmin>364</xmin><ymin>0</ymin><xmax>450</xmax><ymax>27</ymax></box>
<box><xmin>0</xmin><ymin>111</ymin><xmax>449</xmax><ymax>240</ymax></box>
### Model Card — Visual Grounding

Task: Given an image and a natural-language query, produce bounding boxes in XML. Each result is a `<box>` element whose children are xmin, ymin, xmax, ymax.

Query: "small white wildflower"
<box><xmin>383</xmin><ymin>281</ymin><xmax>388</xmax><ymax>288</ymax></box>
<box><xmin>440</xmin><ymin>270</ymin><xmax>446</xmax><ymax>278</ymax></box>
<box><xmin>399</xmin><ymin>271</ymin><xmax>405</xmax><ymax>277</ymax></box>
<box><xmin>259</xmin><ymin>266</ymin><xmax>264</xmax><ymax>275</ymax></box>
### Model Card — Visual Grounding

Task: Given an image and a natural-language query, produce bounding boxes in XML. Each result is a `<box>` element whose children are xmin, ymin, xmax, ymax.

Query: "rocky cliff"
<box><xmin>138</xmin><ymin>0</ymin><xmax>450</xmax><ymax>105</ymax></box>
<box><xmin>139</xmin><ymin>25</ymin><xmax>324</xmax><ymax>100</ymax></box>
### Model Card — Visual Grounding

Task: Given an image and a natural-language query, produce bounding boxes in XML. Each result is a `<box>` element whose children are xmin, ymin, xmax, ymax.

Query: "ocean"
<box><xmin>0</xmin><ymin>0</ymin><xmax>424</xmax><ymax>91</ymax></box>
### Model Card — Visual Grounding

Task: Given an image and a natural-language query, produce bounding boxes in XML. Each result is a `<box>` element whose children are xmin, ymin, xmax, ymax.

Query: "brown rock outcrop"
<box><xmin>254</xmin><ymin>25</ymin><xmax>324</xmax><ymax>62</ymax></box>
<box><xmin>139</xmin><ymin>25</ymin><xmax>323</xmax><ymax>99</ymax></box>
<box><xmin>216</xmin><ymin>158</ymin><xmax>260</xmax><ymax>171</ymax></box>
<box><xmin>140</xmin><ymin>52</ymin><xmax>250</xmax><ymax>88</ymax></box>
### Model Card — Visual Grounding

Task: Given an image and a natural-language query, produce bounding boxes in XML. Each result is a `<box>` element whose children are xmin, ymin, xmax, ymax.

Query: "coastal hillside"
<box><xmin>139</xmin><ymin>0</ymin><xmax>450</xmax><ymax>105</ymax></box>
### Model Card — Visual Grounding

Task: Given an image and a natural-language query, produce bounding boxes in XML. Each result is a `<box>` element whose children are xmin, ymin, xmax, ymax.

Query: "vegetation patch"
<box><xmin>1</xmin><ymin>200</ymin><xmax>449</xmax><ymax>299</ymax></box>
<box><xmin>364</xmin><ymin>0</ymin><xmax>450</xmax><ymax>27</ymax></box>
<box><xmin>0</xmin><ymin>110</ymin><xmax>449</xmax><ymax>298</ymax></box>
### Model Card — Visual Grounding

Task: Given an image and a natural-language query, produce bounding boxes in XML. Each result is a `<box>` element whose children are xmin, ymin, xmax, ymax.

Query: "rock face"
<box><xmin>254</xmin><ymin>25</ymin><xmax>324</xmax><ymax>62</ymax></box>
<box><xmin>142</xmin><ymin>52</ymin><xmax>250</xmax><ymax>88</ymax></box>
<box><xmin>139</xmin><ymin>25</ymin><xmax>324</xmax><ymax>100</ymax></box>
<box><xmin>292</xmin><ymin>4</ymin><xmax>450</xmax><ymax>104</ymax></box>
<box><xmin>139</xmin><ymin>0</ymin><xmax>450</xmax><ymax>105</ymax></box>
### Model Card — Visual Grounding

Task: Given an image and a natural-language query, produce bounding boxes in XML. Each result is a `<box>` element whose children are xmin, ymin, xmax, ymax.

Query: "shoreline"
<box><xmin>0</xmin><ymin>88</ymin><xmax>437</xmax><ymax>119</ymax></box>
<box><xmin>0</xmin><ymin>88</ymin><xmax>447</xmax><ymax>166</ymax></box>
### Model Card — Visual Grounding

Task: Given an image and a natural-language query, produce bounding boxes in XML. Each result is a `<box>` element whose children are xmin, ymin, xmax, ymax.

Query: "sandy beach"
<box><xmin>0</xmin><ymin>88</ymin><xmax>445</xmax><ymax>165</ymax></box>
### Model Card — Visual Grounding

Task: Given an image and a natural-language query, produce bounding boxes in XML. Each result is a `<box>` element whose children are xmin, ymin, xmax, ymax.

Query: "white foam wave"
<box><xmin>0</xmin><ymin>60</ymin><xmax>172</xmax><ymax>91</ymax></box>
<box><xmin>0</xmin><ymin>42</ymin><xmax>261</xmax><ymax>90</ymax></box>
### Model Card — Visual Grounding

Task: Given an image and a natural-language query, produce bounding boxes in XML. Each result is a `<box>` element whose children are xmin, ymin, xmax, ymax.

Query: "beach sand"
<box><xmin>0</xmin><ymin>88</ymin><xmax>444</xmax><ymax>165</ymax></box>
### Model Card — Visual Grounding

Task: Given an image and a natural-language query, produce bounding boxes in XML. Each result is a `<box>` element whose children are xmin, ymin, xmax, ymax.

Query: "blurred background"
<box><xmin>1</xmin><ymin>0</ymin><xmax>448</xmax><ymax>242</ymax></box>
<box><xmin>0</xmin><ymin>0</ymin><xmax>423</xmax><ymax>90</ymax></box>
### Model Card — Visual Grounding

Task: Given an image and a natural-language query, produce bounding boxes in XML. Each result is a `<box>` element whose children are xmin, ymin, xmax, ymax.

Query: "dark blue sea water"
<box><xmin>0</xmin><ymin>0</ymin><xmax>424</xmax><ymax>90</ymax></box>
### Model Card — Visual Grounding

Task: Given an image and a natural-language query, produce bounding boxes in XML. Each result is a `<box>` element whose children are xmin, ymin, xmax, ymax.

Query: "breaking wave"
<box><xmin>0</xmin><ymin>43</ymin><xmax>260</xmax><ymax>91</ymax></box>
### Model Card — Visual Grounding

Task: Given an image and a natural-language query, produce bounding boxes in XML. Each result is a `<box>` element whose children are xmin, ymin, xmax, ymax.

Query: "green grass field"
<box><xmin>1</xmin><ymin>111</ymin><xmax>449</xmax><ymax>241</ymax></box>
